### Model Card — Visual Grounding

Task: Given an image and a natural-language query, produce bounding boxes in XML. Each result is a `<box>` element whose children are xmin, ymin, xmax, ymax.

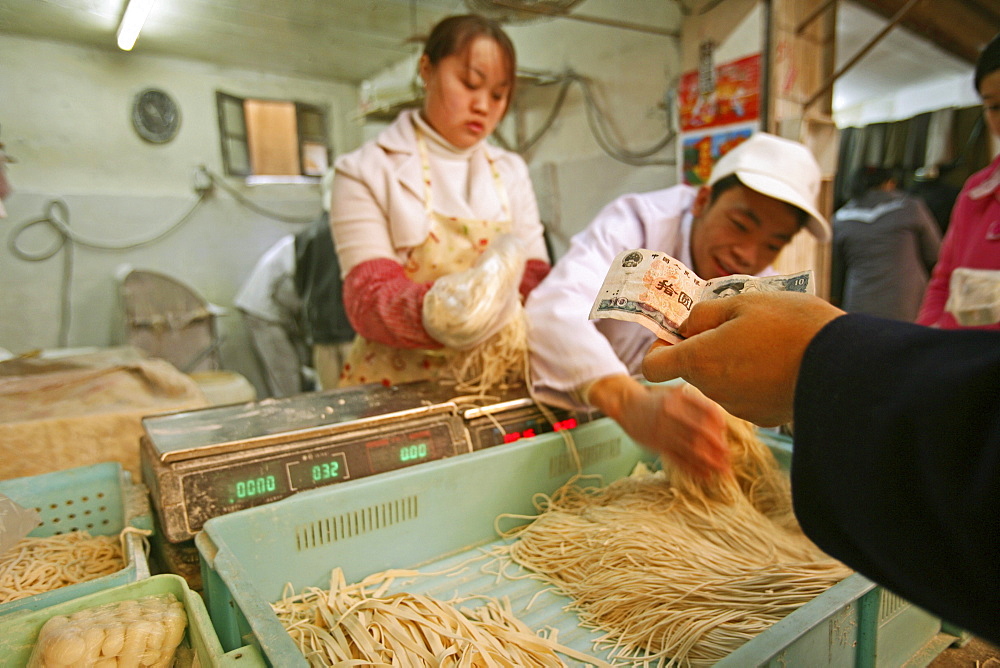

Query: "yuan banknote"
<box><xmin>589</xmin><ymin>249</ymin><xmax>813</xmax><ymax>342</ymax></box>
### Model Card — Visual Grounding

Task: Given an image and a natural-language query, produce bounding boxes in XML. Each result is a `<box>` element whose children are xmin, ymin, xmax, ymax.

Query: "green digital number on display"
<box><xmin>311</xmin><ymin>461</ymin><xmax>341</xmax><ymax>482</ymax></box>
<box><xmin>235</xmin><ymin>475</ymin><xmax>277</xmax><ymax>500</ymax></box>
<box><xmin>399</xmin><ymin>442</ymin><xmax>428</xmax><ymax>462</ymax></box>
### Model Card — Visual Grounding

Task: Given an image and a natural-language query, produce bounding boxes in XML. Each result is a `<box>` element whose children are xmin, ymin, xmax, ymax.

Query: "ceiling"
<box><xmin>834</xmin><ymin>0</ymin><xmax>1000</xmax><ymax>110</ymax></box>
<box><xmin>0</xmin><ymin>0</ymin><xmax>997</xmax><ymax>102</ymax></box>
<box><xmin>0</xmin><ymin>0</ymin><xmax>469</xmax><ymax>83</ymax></box>
<box><xmin>853</xmin><ymin>0</ymin><xmax>999</xmax><ymax>65</ymax></box>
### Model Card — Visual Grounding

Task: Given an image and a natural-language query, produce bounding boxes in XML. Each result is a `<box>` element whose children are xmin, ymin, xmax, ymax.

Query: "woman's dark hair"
<box><xmin>974</xmin><ymin>32</ymin><xmax>1000</xmax><ymax>94</ymax></box>
<box><xmin>422</xmin><ymin>14</ymin><xmax>516</xmax><ymax>97</ymax></box>
<box><xmin>849</xmin><ymin>166</ymin><xmax>895</xmax><ymax>200</ymax></box>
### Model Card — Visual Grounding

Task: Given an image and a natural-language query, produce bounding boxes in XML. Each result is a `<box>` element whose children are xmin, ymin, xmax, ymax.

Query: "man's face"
<box><xmin>689</xmin><ymin>184</ymin><xmax>802</xmax><ymax>280</ymax></box>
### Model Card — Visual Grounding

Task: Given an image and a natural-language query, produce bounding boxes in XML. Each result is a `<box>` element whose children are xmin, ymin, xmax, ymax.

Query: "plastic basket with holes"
<box><xmin>196</xmin><ymin>420</ymin><xmax>955</xmax><ymax>667</ymax></box>
<box><xmin>0</xmin><ymin>461</ymin><xmax>153</xmax><ymax>618</ymax></box>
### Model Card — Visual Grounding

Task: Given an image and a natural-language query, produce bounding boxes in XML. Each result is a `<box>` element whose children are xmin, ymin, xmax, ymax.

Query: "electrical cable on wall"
<box><xmin>7</xmin><ymin>171</ymin><xmax>322</xmax><ymax>348</ymax></box>
<box><xmin>573</xmin><ymin>71</ymin><xmax>676</xmax><ymax>165</ymax></box>
<box><xmin>203</xmin><ymin>168</ymin><xmax>319</xmax><ymax>225</ymax></box>
<box><xmin>494</xmin><ymin>70</ymin><xmax>677</xmax><ymax>167</ymax></box>
<box><xmin>10</xmin><ymin>194</ymin><xmax>207</xmax><ymax>255</ymax></box>
<box><xmin>7</xmin><ymin>200</ymin><xmax>75</xmax><ymax>347</ymax></box>
<box><xmin>7</xmin><ymin>195</ymin><xmax>207</xmax><ymax>348</ymax></box>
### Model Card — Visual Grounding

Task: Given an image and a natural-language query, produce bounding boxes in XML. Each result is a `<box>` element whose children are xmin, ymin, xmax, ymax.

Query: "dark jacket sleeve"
<box><xmin>791</xmin><ymin>314</ymin><xmax>1000</xmax><ymax>645</ymax></box>
<box><xmin>294</xmin><ymin>214</ymin><xmax>355</xmax><ymax>345</ymax></box>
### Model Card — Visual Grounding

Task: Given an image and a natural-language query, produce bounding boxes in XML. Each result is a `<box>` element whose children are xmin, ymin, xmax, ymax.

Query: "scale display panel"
<box><xmin>168</xmin><ymin>421</ymin><xmax>457</xmax><ymax>536</ymax></box>
<box><xmin>142</xmin><ymin>381</ymin><xmax>470</xmax><ymax>463</ymax></box>
<box><xmin>141</xmin><ymin>381</ymin><xmax>593</xmax><ymax>542</ymax></box>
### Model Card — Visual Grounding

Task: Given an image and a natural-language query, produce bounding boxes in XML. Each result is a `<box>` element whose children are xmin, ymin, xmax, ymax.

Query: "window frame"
<box><xmin>216</xmin><ymin>91</ymin><xmax>332</xmax><ymax>179</ymax></box>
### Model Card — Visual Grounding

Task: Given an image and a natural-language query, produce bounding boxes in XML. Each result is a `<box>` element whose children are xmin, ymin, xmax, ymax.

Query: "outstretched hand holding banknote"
<box><xmin>584</xmin><ymin>249</ymin><xmax>815</xmax><ymax>472</ymax></box>
<box><xmin>641</xmin><ymin>291</ymin><xmax>844</xmax><ymax>426</ymax></box>
<box><xmin>590</xmin><ymin>249</ymin><xmax>814</xmax><ymax>342</ymax></box>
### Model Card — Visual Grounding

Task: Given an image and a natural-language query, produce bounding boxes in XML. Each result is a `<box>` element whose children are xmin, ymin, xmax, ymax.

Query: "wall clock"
<box><xmin>131</xmin><ymin>88</ymin><xmax>181</xmax><ymax>143</ymax></box>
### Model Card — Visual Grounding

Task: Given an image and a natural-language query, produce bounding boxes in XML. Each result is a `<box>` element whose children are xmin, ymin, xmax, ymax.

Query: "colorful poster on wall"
<box><xmin>682</xmin><ymin>125</ymin><xmax>755</xmax><ymax>185</ymax></box>
<box><xmin>678</xmin><ymin>53</ymin><xmax>761</xmax><ymax>132</ymax></box>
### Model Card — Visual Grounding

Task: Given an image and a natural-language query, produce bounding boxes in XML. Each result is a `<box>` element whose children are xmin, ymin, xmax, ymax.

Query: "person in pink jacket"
<box><xmin>917</xmin><ymin>32</ymin><xmax>1000</xmax><ymax>330</ymax></box>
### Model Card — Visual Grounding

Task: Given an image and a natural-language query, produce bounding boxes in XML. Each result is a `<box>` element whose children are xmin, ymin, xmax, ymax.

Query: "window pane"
<box><xmin>217</xmin><ymin>92</ymin><xmax>330</xmax><ymax>179</ymax></box>
<box><xmin>245</xmin><ymin>99</ymin><xmax>299</xmax><ymax>176</ymax></box>
<box><xmin>302</xmin><ymin>141</ymin><xmax>329</xmax><ymax>176</ymax></box>
<box><xmin>298</xmin><ymin>109</ymin><xmax>324</xmax><ymax>138</ymax></box>
<box><xmin>225</xmin><ymin>138</ymin><xmax>250</xmax><ymax>174</ymax></box>
<box><xmin>221</xmin><ymin>98</ymin><xmax>246</xmax><ymax>137</ymax></box>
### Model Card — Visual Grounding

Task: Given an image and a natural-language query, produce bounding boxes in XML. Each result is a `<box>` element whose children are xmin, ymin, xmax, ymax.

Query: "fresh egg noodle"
<box><xmin>495</xmin><ymin>414</ymin><xmax>853</xmax><ymax>667</ymax></box>
<box><xmin>270</xmin><ymin>375</ymin><xmax>845</xmax><ymax>664</ymax></box>
<box><xmin>272</xmin><ymin>567</ymin><xmax>611</xmax><ymax>667</ymax></box>
<box><xmin>0</xmin><ymin>532</ymin><xmax>125</xmax><ymax>604</ymax></box>
<box><xmin>443</xmin><ymin>304</ymin><xmax>529</xmax><ymax>395</ymax></box>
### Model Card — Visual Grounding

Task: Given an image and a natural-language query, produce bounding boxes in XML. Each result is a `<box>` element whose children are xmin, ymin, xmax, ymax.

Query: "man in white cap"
<box><xmin>525</xmin><ymin>132</ymin><xmax>829</xmax><ymax>479</ymax></box>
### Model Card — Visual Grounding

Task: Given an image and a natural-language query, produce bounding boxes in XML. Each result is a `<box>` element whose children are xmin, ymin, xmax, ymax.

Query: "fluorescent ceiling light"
<box><xmin>117</xmin><ymin>0</ymin><xmax>156</xmax><ymax>51</ymax></box>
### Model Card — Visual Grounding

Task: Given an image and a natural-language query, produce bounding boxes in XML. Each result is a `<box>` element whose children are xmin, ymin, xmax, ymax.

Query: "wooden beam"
<box><xmin>854</xmin><ymin>0</ymin><xmax>1000</xmax><ymax>64</ymax></box>
<box><xmin>805</xmin><ymin>0</ymin><xmax>921</xmax><ymax>108</ymax></box>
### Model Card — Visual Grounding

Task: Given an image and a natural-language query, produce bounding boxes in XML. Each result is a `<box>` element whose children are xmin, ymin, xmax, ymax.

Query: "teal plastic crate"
<box><xmin>0</xmin><ymin>462</ymin><xmax>153</xmax><ymax>617</ymax></box>
<box><xmin>196</xmin><ymin>418</ymin><xmax>957</xmax><ymax>666</ymax></box>
<box><xmin>0</xmin><ymin>573</ymin><xmax>264</xmax><ymax>666</ymax></box>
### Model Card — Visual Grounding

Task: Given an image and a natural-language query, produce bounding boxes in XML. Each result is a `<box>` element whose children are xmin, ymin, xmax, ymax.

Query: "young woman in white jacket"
<box><xmin>330</xmin><ymin>14</ymin><xmax>550</xmax><ymax>388</ymax></box>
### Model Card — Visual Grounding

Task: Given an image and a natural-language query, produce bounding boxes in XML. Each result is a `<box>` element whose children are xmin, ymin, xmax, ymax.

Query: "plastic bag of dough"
<box><xmin>945</xmin><ymin>267</ymin><xmax>1000</xmax><ymax>326</ymax></box>
<box><xmin>0</xmin><ymin>493</ymin><xmax>41</xmax><ymax>556</ymax></box>
<box><xmin>28</xmin><ymin>593</ymin><xmax>187</xmax><ymax>668</ymax></box>
<box><xmin>422</xmin><ymin>233</ymin><xmax>527</xmax><ymax>350</ymax></box>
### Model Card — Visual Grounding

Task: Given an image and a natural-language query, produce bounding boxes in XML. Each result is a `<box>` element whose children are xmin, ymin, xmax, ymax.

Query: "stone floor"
<box><xmin>929</xmin><ymin>637</ymin><xmax>1000</xmax><ymax>667</ymax></box>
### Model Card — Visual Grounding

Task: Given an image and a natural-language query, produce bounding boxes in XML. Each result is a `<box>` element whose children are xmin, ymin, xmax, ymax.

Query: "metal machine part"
<box><xmin>141</xmin><ymin>381</ymin><xmax>592</xmax><ymax>543</ymax></box>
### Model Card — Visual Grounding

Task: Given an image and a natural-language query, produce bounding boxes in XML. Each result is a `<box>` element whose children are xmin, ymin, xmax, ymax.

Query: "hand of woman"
<box><xmin>421</xmin><ymin>234</ymin><xmax>526</xmax><ymax>349</ymax></box>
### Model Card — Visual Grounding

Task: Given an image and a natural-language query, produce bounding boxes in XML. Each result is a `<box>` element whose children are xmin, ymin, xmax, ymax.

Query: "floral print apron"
<box><xmin>338</xmin><ymin>128</ymin><xmax>512</xmax><ymax>387</ymax></box>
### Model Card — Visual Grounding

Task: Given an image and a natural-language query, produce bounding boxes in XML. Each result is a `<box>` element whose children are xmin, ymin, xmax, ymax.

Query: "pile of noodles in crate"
<box><xmin>272</xmin><ymin>409</ymin><xmax>851</xmax><ymax>666</ymax></box>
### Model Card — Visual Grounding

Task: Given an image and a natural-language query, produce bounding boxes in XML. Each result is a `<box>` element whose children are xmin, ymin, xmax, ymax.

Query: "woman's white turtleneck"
<box><xmin>411</xmin><ymin>110</ymin><xmax>482</xmax><ymax>212</ymax></box>
<box><xmin>330</xmin><ymin>107</ymin><xmax>547</xmax><ymax>275</ymax></box>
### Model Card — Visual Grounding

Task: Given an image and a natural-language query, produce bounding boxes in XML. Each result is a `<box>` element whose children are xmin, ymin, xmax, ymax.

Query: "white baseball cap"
<box><xmin>707</xmin><ymin>132</ymin><xmax>830</xmax><ymax>242</ymax></box>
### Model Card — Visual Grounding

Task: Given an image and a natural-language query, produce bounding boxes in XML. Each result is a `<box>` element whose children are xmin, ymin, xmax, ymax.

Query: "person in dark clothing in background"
<box><xmin>908</xmin><ymin>164</ymin><xmax>961</xmax><ymax>235</ymax></box>
<box><xmin>236</xmin><ymin>234</ymin><xmax>310</xmax><ymax>398</ymax></box>
<box><xmin>294</xmin><ymin>170</ymin><xmax>355</xmax><ymax>390</ymax></box>
<box><xmin>831</xmin><ymin>166</ymin><xmax>940</xmax><ymax>322</ymax></box>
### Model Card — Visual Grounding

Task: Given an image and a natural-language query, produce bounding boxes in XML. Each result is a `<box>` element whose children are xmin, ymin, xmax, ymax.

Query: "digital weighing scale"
<box><xmin>141</xmin><ymin>381</ymin><xmax>591</xmax><ymax>543</ymax></box>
